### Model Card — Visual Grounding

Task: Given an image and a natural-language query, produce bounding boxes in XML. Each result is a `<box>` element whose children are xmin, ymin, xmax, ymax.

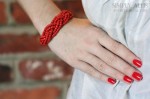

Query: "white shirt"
<box><xmin>67</xmin><ymin>0</ymin><xmax>150</xmax><ymax>99</ymax></box>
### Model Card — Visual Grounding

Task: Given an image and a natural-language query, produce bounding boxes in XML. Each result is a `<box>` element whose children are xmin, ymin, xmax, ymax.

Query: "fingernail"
<box><xmin>132</xmin><ymin>72</ymin><xmax>143</xmax><ymax>81</ymax></box>
<box><xmin>124</xmin><ymin>75</ymin><xmax>133</xmax><ymax>83</ymax></box>
<box><xmin>133</xmin><ymin>59</ymin><xmax>142</xmax><ymax>68</ymax></box>
<box><xmin>108</xmin><ymin>78</ymin><xmax>116</xmax><ymax>84</ymax></box>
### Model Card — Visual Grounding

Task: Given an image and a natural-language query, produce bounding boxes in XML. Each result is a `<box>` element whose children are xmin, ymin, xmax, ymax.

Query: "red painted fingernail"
<box><xmin>123</xmin><ymin>75</ymin><xmax>133</xmax><ymax>83</ymax></box>
<box><xmin>132</xmin><ymin>72</ymin><xmax>143</xmax><ymax>81</ymax></box>
<box><xmin>133</xmin><ymin>59</ymin><xmax>142</xmax><ymax>68</ymax></box>
<box><xmin>108</xmin><ymin>78</ymin><xmax>116</xmax><ymax>84</ymax></box>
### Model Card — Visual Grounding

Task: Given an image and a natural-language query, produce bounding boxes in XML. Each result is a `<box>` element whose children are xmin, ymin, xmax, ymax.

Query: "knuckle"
<box><xmin>71</xmin><ymin>58</ymin><xmax>77</xmax><ymax>64</ymax></box>
<box><xmin>66</xmin><ymin>57</ymin><xmax>76</xmax><ymax>65</ymax></box>
<box><xmin>112</xmin><ymin>72</ymin><xmax>122</xmax><ymax>79</ymax></box>
<box><xmin>107</xmin><ymin>54</ymin><xmax>118</xmax><ymax>64</ymax></box>
<box><xmin>89</xmin><ymin>43</ymin><xmax>99</xmax><ymax>52</ymax></box>
<box><xmin>76</xmin><ymin>50</ymin><xmax>87</xmax><ymax>59</ymax></box>
<box><xmin>70</xmin><ymin>60</ymin><xmax>79</xmax><ymax>68</ymax></box>
<box><xmin>111</xmin><ymin>41</ymin><xmax>121</xmax><ymax>52</ymax></box>
<box><xmin>99</xmin><ymin>31</ymin><xmax>107</xmax><ymax>42</ymax></box>
<box><xmin>123</xmin><ymin>52</ymin><xmax>131</xmax><ymax>59</ymax></box>
<box><xmin>97</xmin><ymin>63</ymin><xmax>105</xmax><ymax>72</ymax></box>
<box><xmin>122</xmin><ymin>66</ymin><xmax>133</xmax><ymax>74</ymax></box>
<box><xmin>83</xmin><ymin>38</ymin><xmax>96</xmax><ymax>48</ymax></box>
<box><xmin>86</xmin><ymin>68</ymin><xmax>95</xmax><ymax>75</ymax></box>
<box><xmin>99</xmin><ymin>73</ymin><xmax>104</xmax><ymax>80</ymax></box>
<box><xmin>87</xmin><ymin>68</ymin><xmax>103</xmax><ymax>80</ymax></box>
<box><xmin>124</xmin><ymin>52</ymin><xmax>134</xmax><ymax>61</ymax></box>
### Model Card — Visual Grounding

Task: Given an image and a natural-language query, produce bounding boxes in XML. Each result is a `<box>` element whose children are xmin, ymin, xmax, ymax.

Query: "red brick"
<box><xmin>0</xmin><ymin>86</ymin><xmax>61</xmax><ymax>99</ymax></box>
<box><xmin>11</xmin><ymin>2</ymin><xmax>31</xmax><ymax>24</ymax></box>
<box><xmin>55</xmin><ymin>0</ymin><xmax>86</xmax><ymax>18</ymax></box>
<box><xmin>0</xmin><ymin>34</ymin><xmax>49</xmax><ymax>53</ymax></box>
<box><xmin>0</xmin><ymin>64</ymin><xmax>13</xmax><ymax>82</ymax></box>
<box><xmin>19</xmin><ymin>59</ymin><xmax>73</xmax><ymax>81</ymax></box>
<box><xmin>0</xmin><ymin>1</ymin><xmax>7</xmax><ymax>24</ymax></box>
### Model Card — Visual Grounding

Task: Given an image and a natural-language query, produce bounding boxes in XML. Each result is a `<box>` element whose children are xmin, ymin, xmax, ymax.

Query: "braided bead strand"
<box><xmin>40</xmin><ymin>10</ymin><xmax>73</xmax><ymax>46</ymax></box>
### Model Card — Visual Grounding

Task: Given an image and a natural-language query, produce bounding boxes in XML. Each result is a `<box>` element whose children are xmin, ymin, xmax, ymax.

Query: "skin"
<box><xmin>17</xmin><ymin>0</ymin><xmax>142</xmax><ymax>84</ymax></box>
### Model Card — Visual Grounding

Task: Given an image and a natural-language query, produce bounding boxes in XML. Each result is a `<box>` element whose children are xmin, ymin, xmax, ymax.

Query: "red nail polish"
<box><xmin>133</xmin><ymin>59</ymin><xmax>142</xmax><ymax>68</ymax></box>
<box><xmin>132</xmin><ymin>72</ymin><xmax>143</xmax><ymax>81</ymax></box>
<box><xmin>108</xmin><ymin>78</ymin><xmax>116</xmax><ymax>84</ymax></box>
<box><xmin>123</xmin><ymin>75</ymin><xmax>133</xmax><ymax>83</ymax></box>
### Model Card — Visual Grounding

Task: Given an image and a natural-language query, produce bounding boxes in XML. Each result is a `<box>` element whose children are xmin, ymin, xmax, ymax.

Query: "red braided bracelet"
<box><xmin>40</xmin><ymin>10</ymin><xmax>73</xmax><ymax>46</ymax></box>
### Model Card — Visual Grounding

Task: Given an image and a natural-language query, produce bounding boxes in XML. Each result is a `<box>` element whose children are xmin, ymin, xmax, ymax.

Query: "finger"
<box><xmin>88</xmin><ymin>44</ymin><xmax>143</xmax><ymax>81</ymax></box>
<box><xmin>76</xmin><ymin>60</ymin><xmax>116</xmax><ymax>85</ymax></box>
<box><xmin>98</xmin><ymin>35</ymin><xmax>142</xmax><ymax>68</ymax></box>
<box><xmin>80</xmin><ymin>52</ymin><xmax>133</xmax><ymax>84</ymax></box>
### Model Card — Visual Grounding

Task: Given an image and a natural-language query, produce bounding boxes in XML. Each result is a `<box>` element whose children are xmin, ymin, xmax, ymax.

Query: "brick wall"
<box><xmin>0</xmin><ymin>0</ymin><xmax>85</xmax><ymax>99</ymax></box>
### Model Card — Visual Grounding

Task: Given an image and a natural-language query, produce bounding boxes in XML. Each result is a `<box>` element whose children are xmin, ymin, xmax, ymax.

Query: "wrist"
<box><xmin>40</xmin><ymin>10</ymin><xmax>74</xmax><ymax>45</ymax></box>
<box><xmin>32</xmin><ymin>6</ymin><xmax>61</xmax><ymax>34</ymax></box>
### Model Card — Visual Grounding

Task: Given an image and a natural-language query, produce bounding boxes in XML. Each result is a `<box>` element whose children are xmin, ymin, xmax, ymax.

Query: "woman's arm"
<box><xmin>17</xmin><ymin>0</ymin><xmax>60</xmax><ymax>34</ymax></box>
<box><xmin>17</xmin><ymin>0</ymin><xmax>143</xmax><ymax>84</ymax></box>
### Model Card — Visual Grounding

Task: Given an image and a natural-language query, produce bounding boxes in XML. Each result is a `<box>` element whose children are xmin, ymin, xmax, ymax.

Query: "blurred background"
<box><xmin>0</xmin><ymin>0</ymin><xmax>85</xmax><ymax>99</ymax></box>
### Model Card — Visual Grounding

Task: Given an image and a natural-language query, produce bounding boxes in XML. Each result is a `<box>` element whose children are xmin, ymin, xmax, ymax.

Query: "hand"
<box><xmin>49</xmin><ymin>18</ymin><xmax>143</xmax><ymax>85</ymax></box>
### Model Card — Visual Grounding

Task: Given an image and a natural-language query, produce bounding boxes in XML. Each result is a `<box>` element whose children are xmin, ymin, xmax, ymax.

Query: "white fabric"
<box><xmin>67</xmin><ymin>0</ymin><xmax>150</xmax><ymax>99</ymax></box>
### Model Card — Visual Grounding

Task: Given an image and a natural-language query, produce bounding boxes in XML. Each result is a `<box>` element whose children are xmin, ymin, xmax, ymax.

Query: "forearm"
<box><xmin>17</xmin><ymin>0</ymin><xmax>61</xmax><ymax>34</ymax></box>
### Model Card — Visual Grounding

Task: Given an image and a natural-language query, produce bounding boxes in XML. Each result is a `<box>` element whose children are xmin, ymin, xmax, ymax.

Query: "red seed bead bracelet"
<box><xmin>40</xmin><ymin>10</ymin><xmax>73</xmax><ymax>46</ymax></box>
